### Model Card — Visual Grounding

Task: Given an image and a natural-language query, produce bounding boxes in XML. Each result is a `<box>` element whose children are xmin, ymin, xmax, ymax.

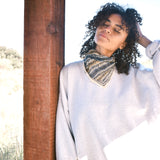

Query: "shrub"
<box><xmin>0</xmin><ymin>47</ymin><xmax>23</xmax><ymax>69</ymax></box>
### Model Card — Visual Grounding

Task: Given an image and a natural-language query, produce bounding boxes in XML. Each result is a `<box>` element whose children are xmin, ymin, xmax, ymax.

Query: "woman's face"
<box><xmin>95</xmin><ymin>14</ymin><xmax>128</xmax><ymax>57</ymax></box>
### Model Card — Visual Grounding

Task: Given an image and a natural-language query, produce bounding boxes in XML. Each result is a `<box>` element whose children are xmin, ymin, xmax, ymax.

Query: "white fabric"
<box><xmin>56</xmin><ymin>41</ymin><xmax>160</xmax><ymax>160</ymax></box>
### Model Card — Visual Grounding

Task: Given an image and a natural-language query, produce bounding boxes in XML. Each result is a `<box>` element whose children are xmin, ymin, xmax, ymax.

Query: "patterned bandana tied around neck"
<box><xmin>83</xmin><ymin>49</ymin><xmax>115</xmax><ymax>86</ymax></box>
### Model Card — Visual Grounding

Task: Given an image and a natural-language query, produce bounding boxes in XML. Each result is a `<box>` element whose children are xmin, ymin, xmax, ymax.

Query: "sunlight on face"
<box><xmin>95</xmin><ymin>14</ymin><xmax>128</xmax><ymax>57</ymax></box>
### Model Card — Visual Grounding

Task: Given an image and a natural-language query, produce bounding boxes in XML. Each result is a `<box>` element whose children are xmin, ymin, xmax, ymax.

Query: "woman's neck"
<box><xmin>96</xmin><ymin>46</ymin><xmax>113</xmax><ymax>57</ymax></box>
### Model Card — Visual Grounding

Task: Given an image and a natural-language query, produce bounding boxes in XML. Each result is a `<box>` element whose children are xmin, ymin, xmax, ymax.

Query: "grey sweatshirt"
<box><xmin>56</xmin><ymin>41</ymin><xmax>160</xmax><ymax>160</ymax></box>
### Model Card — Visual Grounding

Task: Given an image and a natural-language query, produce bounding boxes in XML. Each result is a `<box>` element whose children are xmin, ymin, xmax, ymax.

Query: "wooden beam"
<box><xmin>24</xmin><ymin>0</ymin><xmax>65</xmax><ymax>159</ymax></box>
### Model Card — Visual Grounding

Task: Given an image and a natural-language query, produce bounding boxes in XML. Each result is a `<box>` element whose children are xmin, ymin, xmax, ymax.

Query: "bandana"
<box><xmin>83</xmin><ymin>49</ymin><xmax>115</xmax><ymax>86</ymax></box>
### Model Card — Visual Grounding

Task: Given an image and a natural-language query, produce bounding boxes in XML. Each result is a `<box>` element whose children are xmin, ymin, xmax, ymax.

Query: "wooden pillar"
<box><xmin>24</xmin><ymin>0</ymin><xmax>65</xmax><ymax>159</ymax></box>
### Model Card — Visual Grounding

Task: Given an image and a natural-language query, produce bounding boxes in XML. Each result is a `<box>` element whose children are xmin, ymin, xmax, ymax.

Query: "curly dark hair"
<box><xmin>80</xmin><ymin>3</ymin><xmax>142</xmax><ymax>74</ymax></box>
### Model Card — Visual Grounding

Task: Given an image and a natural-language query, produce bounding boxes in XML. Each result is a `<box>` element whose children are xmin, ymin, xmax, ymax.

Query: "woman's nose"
<box><xmin>105</xmin><ymin>26</ymin><xmax>111</xmax><ymax>34</ymax></box>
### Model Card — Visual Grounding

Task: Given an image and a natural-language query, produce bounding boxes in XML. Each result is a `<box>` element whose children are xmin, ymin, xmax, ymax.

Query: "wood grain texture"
<box><xmin>24</xmin><ymin>0</ymin><xmax>65</xmax><ymax>159</ymax></box>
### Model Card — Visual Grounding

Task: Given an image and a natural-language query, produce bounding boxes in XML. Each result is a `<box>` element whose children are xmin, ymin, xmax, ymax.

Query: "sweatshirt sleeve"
<box><xmin>56</xmin><ymin>67</ymin><xmax>78</xmax><ymax>160</ymax></box>
<box><xmin>146</xmin><ymin>40</ymin><xmax>160</xmax><ymax>86</ymax></box>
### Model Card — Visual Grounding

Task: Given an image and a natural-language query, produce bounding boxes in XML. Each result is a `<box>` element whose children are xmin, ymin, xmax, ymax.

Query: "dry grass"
<box><xmin>0</xmin><ymin>68</ymin><xmax>23</xmax><ymax>160</ymax></box>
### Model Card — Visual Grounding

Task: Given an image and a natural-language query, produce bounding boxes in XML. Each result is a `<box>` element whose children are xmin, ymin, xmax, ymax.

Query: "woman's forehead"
<box><xmin>101</xmin><ymin>14</ymin><xmax>128</xmax><ymax>30</ymax></box>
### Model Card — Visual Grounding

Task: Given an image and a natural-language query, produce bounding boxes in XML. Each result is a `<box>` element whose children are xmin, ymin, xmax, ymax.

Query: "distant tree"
<box><xmin>0</xmin><ymin>47</ymin><xmax>22</xmax><ymax>69</ymax></box>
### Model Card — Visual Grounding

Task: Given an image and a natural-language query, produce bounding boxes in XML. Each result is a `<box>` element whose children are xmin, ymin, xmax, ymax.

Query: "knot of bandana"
<box><xmin>83</xmin><ymin>50</ymin><xmax>115</xmax><ymax>86</ymax></box>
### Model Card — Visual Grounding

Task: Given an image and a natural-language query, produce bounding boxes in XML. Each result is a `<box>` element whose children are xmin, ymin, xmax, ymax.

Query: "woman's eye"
<box><xmin>114</xmin><ymin>29</ymin><xmax>120</xmax><ymax>33</ymax></box>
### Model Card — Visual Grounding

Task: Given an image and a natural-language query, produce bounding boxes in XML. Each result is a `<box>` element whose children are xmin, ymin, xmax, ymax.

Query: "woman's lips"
<box><xmin>99</xmin><ymin>33</ymin><xmax>109</xmax><ymax>41</ymax></box>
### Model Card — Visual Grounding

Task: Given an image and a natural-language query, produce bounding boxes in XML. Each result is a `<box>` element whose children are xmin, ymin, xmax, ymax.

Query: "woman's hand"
<box><xmin>137</xmin><ymin>24</ymin><xmax>152</xmax><ymax>48</ymax></box>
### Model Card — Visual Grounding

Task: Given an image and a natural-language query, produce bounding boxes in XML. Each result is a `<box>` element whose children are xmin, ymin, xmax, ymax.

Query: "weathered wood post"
<box><xmin>24</xmin><ymin>0</ymin><xmax>65</xmax><ymax>159</ymax></box>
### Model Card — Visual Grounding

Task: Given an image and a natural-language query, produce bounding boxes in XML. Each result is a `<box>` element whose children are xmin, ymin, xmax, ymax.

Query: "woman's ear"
<box><xmin>119</xmin><ymin>42</ymin><xmax>127</xmax><ymax>50</ymax></box>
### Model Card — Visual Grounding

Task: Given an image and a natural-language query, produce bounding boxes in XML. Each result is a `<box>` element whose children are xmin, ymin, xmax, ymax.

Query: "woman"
<box><xmin>56</xmin><ymin>3</ymin><xmax>160</xmax><ymax>160</ymax></box>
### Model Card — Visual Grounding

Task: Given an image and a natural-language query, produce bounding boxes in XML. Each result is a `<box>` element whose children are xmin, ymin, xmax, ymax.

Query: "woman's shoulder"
<box><xmin>64</xmin><ymin>60</ymin><xmax>83</xmax><ymax>68</ymax></box>
<box><xmin>136</xmin><ymin>63</ymin><xmax>152</xmax><ymax>72</ymax></box>
<box><xmin>128</xmin><ymin>63</ymin><xmax>154</xmax><ymax>82</ymax></box>
<box><xmin>62</xmin><ymin>60</ymin><xmax>83</xmax><ymax>70</ymax></box>
<box><xmin>60</xmin><ymin>60</ymin><xmax>84</xmax><ymax>75</ymax></box>
<box><xmin>130</xmin><ymin>63</ymin><xmax>152</xmax><ymax>75</ymax></box>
